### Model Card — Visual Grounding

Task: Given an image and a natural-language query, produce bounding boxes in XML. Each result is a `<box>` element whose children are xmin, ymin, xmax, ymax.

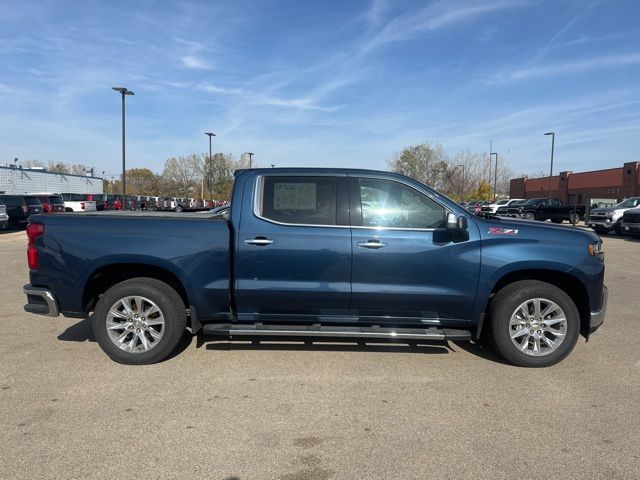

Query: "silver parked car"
<box><xmin>0</xmin><ymin>201</ymin><xmax>8</xmax><ymax>230</ymax></box>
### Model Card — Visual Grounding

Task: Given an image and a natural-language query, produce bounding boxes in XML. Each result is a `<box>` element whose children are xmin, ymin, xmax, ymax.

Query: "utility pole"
<box><xmin>205</xmin><ymin>132</ymin><xmax>216</xmax><ymax>199</ymax></box>
<box><xmin>112</xmin><ymin>87</ymin><xmax>134</xmax><ymax>204</ymax></box>
<box><xmin>456</xmin><ymin>164</ymin><xmax>465</xmax><ymax>200</ymax></box>
<box><xmin>490</xmin><ymin>152</ymin><xmax>498</xmax><ymax>202</ymax></box>
<box><xmin>245</xmin><ymin>152</ymin><xmax>254</xmax><ymax>168</ymax></box>
<box><xmin>544</xmin><ymin>132</ymin><xmax>555</xmax><ymax>198</ymax></box>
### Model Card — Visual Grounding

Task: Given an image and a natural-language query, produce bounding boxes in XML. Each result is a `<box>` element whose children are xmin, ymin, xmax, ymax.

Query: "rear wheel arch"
<box><xmin>83</xmin><ymin>263</ymin><xmax>190</xmax><ymax>314</ymax></box>
<box><xmin>483</xmin><ymin>269</ymin><xmax>590</xmax><ymax>337</ymax></box>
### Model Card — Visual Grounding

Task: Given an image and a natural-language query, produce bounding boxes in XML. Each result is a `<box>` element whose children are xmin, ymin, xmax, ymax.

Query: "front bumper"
<box><xmin>621</xmin><ymin>222</ymin><xmax>640</xmax><ymax>234</ymax></box>
<box><xmin>589</xmin><ymin>220</ymin><xmax>614</xmax><ymax>229</ymax></box>
<box><xmin>588</xmin><ymin>285</ymin><xmax>608</xmax><ymax>334</ymax></box>
<box><xmin>23</xmin><ymin>284</ymin><xmax>59</xmax><ymax>317</ymax></box>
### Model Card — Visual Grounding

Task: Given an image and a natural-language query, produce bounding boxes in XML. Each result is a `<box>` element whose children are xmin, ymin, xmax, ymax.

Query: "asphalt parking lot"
<box><xmin>0</xmin><ymin>228</ymin><xmax>639</xmax><ymax>480</ymax></box>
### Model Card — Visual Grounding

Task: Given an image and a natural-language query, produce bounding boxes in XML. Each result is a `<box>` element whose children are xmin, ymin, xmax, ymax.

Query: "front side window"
<box><xmin>260</xmin><ymin>176</ymin><xmax>337</xmax><ymax>226</ymax></box>
<box><xmin>358</xmin><ymin>178</ymin><xmax>445</xmax><ymax>229</ymax></box>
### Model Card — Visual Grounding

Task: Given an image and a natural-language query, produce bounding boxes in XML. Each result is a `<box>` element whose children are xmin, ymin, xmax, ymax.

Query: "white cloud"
<box><xmin>360</xmin><ymin>0</ymin><xmax>525</xmax><ymax>54</ymax></box>
<box><xmin>181</xmin><ymin>55</ymin><xmax>212</xmax><ymax>69</ymax></box>
<box><xmin>494</xmin><ymin>53</ymin><xmax>640</xmax><ymax>82</ymax></box>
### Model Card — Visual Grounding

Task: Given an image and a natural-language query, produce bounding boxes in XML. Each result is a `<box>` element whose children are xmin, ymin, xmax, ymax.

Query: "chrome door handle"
<box><xmin>357</xmin><ymin>240</ymin><xmax>387</xmax><ymax>249</ymax></box>
<box><xmin>244</xmin><ymin>238</ymin><xmax>274</xmax><ymax>246</ymax></box>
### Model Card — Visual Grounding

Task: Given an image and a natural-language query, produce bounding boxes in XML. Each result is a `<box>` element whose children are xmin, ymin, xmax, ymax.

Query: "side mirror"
<box><xmin>447</xmin><ymin>212</ymin><xmax>468</xmax><ymax>231</ymax></box>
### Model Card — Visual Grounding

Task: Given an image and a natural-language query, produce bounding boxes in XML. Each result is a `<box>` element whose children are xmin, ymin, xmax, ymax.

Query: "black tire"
<box><xmin>488</xmin><ymin>280</ymin><xmax>580</xmax><ymax>367</ymax></box>
<box><xmin>175</xmin><ymin>205</ymin><xmax>183</xmax><ymax>213</ymax></box>
<box><xmin>569</xmin><ymin>213</ymin><xmax>580</xmax><ymax>225</ymax></box>
<box><xmin>92</xmin><ymin>277</ymin><xmax>187</xmax><ymax>365</ymax></box>
<box><xmin>524</xmin><ymin>212</ymin><xmax>536</xmax><ymax>220</ymax></box>
<box><xmin>593</xmin><ymin>227</ymin><xmax>609</xmax><ymax>235</ymax></box>
<box><xmin>614</xmin><ymin>221</ymin><xmax>624</xmax><ymax>236</ymax></box>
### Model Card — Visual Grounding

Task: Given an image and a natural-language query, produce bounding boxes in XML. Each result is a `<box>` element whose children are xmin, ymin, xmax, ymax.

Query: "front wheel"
<box><xmin>614</xmin><ymin>220</ymin><xmax>624</xmax><ymax>236</ymax></box>
<box><xmin>524</xmin><ymin>212</ymin><xmax>536</xmax><ymax>220</ymax></box>
<box><xmin>488</xmin><ymin>280</ymin><xmax>580</xmax><ymax>367</ymax></box>
<box><xmin>93</xmin><ymin>278</ymin><xmax>187</xmax><ymax>365</ymax></box>
<box><xmin>175</xmin><ymin>205</ymin><xmax>183</xmax><ymax>212</ymax></box>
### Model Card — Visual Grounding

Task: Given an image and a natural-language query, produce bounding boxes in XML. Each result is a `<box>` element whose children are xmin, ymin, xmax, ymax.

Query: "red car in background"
<box><xmin>29</xmin><ymin>193</ymin><xmax>65</xmax><ymax>213</ymax></box>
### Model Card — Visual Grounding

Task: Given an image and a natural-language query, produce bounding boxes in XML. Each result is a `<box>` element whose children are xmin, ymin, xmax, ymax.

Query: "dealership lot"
<box><xmin>0</xmin><ymin>229</ymin><xmax>639</xmax><ymax>479</ymax></box>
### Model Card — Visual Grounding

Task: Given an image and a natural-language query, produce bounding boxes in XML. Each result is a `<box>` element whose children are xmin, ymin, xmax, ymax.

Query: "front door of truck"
<box><xmin>348</xmin><ymin>175</ymin><xmax>481</xmax><ymax>324</ymax></box>
<box><xmin>235</xmin><ymin>174</ymin><xmax>351</xmax><ymax>321</ymax></box>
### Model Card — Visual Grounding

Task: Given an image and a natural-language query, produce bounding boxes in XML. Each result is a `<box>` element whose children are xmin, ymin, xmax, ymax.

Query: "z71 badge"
<box><xmin>488</xmin><ymin>227</ymin><xmax>519</xmax><ymax>235</ymax></box>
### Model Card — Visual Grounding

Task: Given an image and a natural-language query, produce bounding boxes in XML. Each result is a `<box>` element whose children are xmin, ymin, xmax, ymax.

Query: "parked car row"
<box><xmin>0</xmin><ymin>192</ymin><xmax>231</xmax><ymax>230</ymax></box>
<box><xmin>0</xmin><ymin>194</ymin><xmax>51</xmax><ymax>229</ymax></box>
<box><xmin>494</xmin><ymin>198</ymin><xmax>585</xmax><ymax>224</ymax></box>
<box><xmin>588</xmin><ymin>197</ymin><xmax>640</xmax><ymax>235</ymax></box>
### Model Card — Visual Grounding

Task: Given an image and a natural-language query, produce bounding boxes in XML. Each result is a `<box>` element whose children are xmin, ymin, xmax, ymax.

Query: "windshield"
<box><xmin>496</xmin><ymin>200</ymin><xmax>508</xmax><ymax>205</ymax></box>
<box><xmin>24</xmin><ymin>197</ymin><xmax>42</xmax><ymax>206</ymax></box>
<box><xmin>617</xmin><ymin>198</ymin><xmax>640</xmax><ymax>208</ymax></box>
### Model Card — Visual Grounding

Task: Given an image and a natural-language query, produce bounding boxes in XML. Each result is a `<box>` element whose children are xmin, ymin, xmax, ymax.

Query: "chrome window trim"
<box><xmin>252</xmin><ymin>175</ymin><xmax>349</xmax><ymax>229</ymax></box>
<box><xmin>252</xmin><ymin>173</ymin><xmax>451</xmax><ymax>232</ymax></box>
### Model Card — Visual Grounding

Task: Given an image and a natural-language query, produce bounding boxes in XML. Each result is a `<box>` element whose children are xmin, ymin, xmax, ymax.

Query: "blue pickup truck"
<box><xmin>23</xmin><ymin>168</ymin><xmax>607</xmax><ymax>367</ymax></box>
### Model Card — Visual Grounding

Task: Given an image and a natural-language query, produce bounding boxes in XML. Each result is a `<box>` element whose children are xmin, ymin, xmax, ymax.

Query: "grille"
<box><xmin>623</xmin><ymin>212</ymin><xmax>640</xmax><ymax>223</ymax></box>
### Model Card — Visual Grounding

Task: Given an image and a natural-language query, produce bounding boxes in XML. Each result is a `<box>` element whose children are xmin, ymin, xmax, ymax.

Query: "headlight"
<box><xmin>588</xmin><ymin>241</ymin><xmax>604</xmax><ymax>260</ymax></box>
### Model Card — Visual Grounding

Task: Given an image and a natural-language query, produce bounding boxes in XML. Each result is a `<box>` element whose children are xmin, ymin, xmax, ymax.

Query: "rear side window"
<box><xmin>49</xmin><ymin>195</ymin><xmax>63</xmax><ymax>203</ymax></box>
<box><xmin>260</xmin><ymin>176</ymin><xmax>337</xmax><ymax>226</ymax></box>
<box><xmin>357</xmin><ymin>178</ymin><xmax>445</xmax><ymax>229</ymax></box>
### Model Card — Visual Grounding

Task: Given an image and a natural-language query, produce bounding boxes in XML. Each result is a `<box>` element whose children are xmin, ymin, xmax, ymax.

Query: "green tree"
<box><xmin>388</xmin><ymin>143</ymin><xmax>448</xmax><ymax>190</ymax></box>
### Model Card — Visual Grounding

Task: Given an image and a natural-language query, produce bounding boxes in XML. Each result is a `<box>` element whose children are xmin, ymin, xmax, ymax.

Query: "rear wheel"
<box><xmin>93</xmin><ymin>278</ymin><xmax>187</xmax><ymax>365</ymax></box>
<box><xmin>488</xmin><ymin>280</ymin><xmax>580</xmax><ymax>367</ymax></box>
<box><xmin>569</xmin><ymin>212</ymin><xmax>580</xmax><ymax>225</ymax></box>
<box><xmin>175</xmin><ymin>205</ymin><xmax>183</xmax><ymax>212</ymax></box>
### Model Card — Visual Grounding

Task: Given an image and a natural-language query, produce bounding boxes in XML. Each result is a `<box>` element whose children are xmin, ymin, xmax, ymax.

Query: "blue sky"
<box><xmin>1</xmin><ymin>0</ymin><xmax>639</xmax><ymax>178</ymax></box>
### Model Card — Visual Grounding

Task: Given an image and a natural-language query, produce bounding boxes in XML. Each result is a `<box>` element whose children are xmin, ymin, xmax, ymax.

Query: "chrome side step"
<box><xmin>201</xmin><ymin>324</ymin><xmax>471</xmax><ymax>341</ymax></box>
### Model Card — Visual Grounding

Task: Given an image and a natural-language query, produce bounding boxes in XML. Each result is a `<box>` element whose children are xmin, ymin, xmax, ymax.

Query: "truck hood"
<box><xmin>590</xmin><ymin>207</ymin><xmax>618</xmax><ymax>215</ymax></box>
<box><xmin>476</xmin><ymin>216</ymin><xmax>599</xmax><ymax>243</ymax></box>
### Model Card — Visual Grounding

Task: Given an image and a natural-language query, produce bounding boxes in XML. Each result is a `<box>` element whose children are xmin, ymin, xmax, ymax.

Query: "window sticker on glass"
<box><xmin>274</xmin><ymin>183</ymin><xmax>316</xmax><ymax>210</ymax></box>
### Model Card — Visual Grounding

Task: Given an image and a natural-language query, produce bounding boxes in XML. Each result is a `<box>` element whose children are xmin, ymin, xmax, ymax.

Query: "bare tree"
<box><xmin>161</xmin><ymin>155</ymin><xmax>200</xmax><ymax>197</ymax></box>
<box><xmin>48</xmin><ymin>161</ymin><xmax>70</xmax><ymax>174</ymax></box>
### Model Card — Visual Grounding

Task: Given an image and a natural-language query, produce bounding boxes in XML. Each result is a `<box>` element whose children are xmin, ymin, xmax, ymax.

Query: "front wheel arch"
<box><xmin>480</xmin><ymin>269</ymin><xmax>591</xmax><ymax>339</ymax></box>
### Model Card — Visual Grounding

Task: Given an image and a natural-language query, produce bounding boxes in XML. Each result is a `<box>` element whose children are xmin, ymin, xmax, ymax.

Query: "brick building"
<box><xmin>509</xmin><ymin>161</ymin><xmax>640</xmax><ymax>206</ymax></box>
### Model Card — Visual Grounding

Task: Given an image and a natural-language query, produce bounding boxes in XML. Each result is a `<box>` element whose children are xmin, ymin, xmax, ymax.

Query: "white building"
<box><xmin>0</xmin><ymin>166</ymin><xmax>103</xmax><ymax>195</ymax></box>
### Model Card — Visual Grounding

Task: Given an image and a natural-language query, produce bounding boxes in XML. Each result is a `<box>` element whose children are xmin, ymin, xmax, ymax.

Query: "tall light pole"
<box><xmin>490</xmin><ymin>152</ymin><xmax>498</xmax><ymax>201</ymax></box>
<box><xmin>112</xmin><ymin>87</ymin><xmax>134</xmax><ymax>204</ymax></box>
<box><xmin>204</xmin><ymin>132</ymin><xmax>216</xmax><ymax>199</ymax></box>
<box><xmin>544</xmin><ymin>132</ymin><xmax>555</xmax><ymax>198</ymax></box>
<box><xmin>456</xmin><ymin>164</ymin><xmax>465</xmax><ymax>200</ymax></box>
<box><xmin>245</xmin><ymin>152</ymin><xmax>254</xmax><ymax>168</ymax></box>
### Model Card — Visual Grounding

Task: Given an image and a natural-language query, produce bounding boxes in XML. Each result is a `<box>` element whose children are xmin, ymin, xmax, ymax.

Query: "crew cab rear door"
<box><xmin>235</xmin><ymin>174</ymin><xmax>351</xmax><ymax>321</ymax></box>
<box><xmin>348</xmin><ymin>174</ymin><xmax>481</xmax><ymax>324</ymax></box>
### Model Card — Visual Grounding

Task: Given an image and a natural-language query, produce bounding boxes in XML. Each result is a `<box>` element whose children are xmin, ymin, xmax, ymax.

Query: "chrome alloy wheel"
<box><xmin>509</xmin><ymin>298</ymin><xmax>567</xmax><ymax>357</ymax></box>
<box><xmin>105</xmin><ymin>296</ymin><xmax>165</xmax><ymax>353</ymax></box>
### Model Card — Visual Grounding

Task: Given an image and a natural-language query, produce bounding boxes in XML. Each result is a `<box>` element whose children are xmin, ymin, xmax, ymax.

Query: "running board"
<box><xmin>201</xmin><ymin>324</ymin><xmax>471</xmax><ymax>341</ymax></box>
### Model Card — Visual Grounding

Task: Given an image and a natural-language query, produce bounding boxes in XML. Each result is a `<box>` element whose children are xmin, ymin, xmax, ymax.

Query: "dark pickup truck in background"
<box><xmin>502</xmin><ymin>198</ymin><xmax>585</xmax><ymax>224</ymax></box>
<box><xmin>23</xmin><ymin>168</ymin><xmax>607</xmax><ymax>368</ymax></box>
